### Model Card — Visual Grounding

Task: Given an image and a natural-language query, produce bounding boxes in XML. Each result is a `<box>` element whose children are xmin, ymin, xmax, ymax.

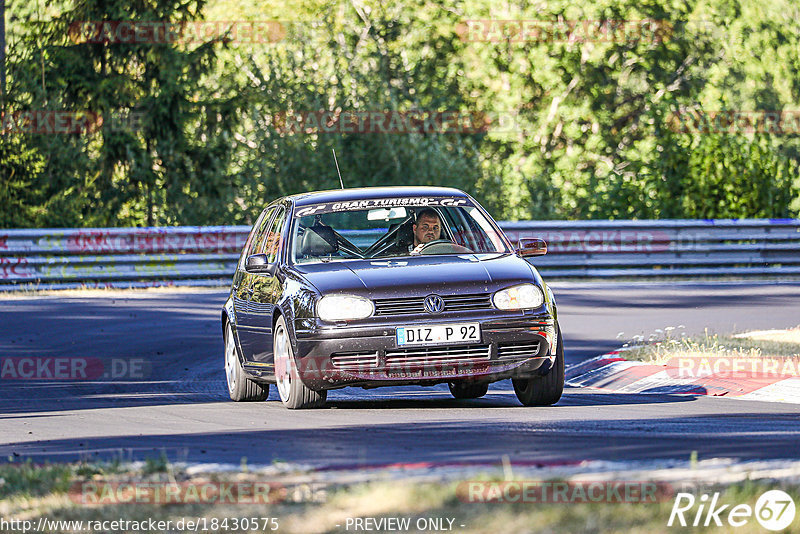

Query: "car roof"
<box><xmin>288</xmin><ymin>186</ymin><xmax>470</xmax><ymax>207</ymax></box>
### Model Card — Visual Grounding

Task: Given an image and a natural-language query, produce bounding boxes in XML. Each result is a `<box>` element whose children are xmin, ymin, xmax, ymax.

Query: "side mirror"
<box><xmin>246</xmin><ymin>254</ymin><xmax>276</xmax><ymax>274</ymax></box>
<box><xmin>517</xmin><ymin>238</ymin><xmax>547</xmax><ymax>257</ymax></box>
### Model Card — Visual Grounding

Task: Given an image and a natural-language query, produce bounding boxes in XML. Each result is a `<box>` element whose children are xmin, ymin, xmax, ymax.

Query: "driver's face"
<box><xmin>413</xmin><ymin>214</ymin><xmax>441</xmax><ymax>245</ymax></box>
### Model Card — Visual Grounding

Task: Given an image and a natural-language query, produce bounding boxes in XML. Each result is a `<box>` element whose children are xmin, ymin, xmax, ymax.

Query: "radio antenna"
<box><xmin>332</xmin><ymin>149</ymin><xmax>344</xmax><ymax>189</ymax></box>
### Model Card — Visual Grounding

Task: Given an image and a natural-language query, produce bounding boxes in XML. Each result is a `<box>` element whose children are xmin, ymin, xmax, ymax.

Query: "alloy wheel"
<box><xmin>225</xmin><ymin>324</ymin><xmax>237</xmax><ymax>394</ymax></box>
<box><xmin>274</xmin><ymin>323</ymin><xmax>293</xmax><ymax>402</ymax></box>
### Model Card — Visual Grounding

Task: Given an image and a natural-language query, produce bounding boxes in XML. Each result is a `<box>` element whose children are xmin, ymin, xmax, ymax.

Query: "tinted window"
<box><xmin>238</xmin><ymin>207</ymin><xmax>274</xmax><ymax>270</ymax></box>
<box><xmin>258</xmin><ymin>206</ymin><xmax>287</xmax><ymax>263</ymax></box>
<box><xmin>289</xmin><ymin>199</ymin><xmax>509</xmax><ymax>264</ymax></box>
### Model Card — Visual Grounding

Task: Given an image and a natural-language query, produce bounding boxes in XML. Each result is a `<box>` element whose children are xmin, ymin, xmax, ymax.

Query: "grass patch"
<box><xmin>622</xmin><ymin>326</ymin><xmax>800</xmax><ymax>368</ymax></box>
<box><xmin>143</xmin><ymin>453</ymin><xmax>171</xmax><ymax>475</ymax></box>
<box><xmin>0</xmin><ymin>461</ymin><xmax>74</xmax><ymax>500</ymax></box>
<box><xmin>1</xmin><ymin>460</ymin><xmax>799</xmax><ymax>533</ymax></box>
<box><xmin>0</xmin><ymin>459</ymin><xmax>136</xmax><ymax>501</ymax></box>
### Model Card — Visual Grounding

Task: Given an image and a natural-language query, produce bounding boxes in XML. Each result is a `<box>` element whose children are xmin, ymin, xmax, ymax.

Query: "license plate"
<box><xmin>396</xmin><ymin>323</ymin><xmax>481</xmax><ymax>346</ymax></box>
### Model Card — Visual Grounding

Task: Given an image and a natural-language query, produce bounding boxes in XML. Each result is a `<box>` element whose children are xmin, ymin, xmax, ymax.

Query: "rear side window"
<box><xmin>238</xmin><ymin>207</ymin><xmax>275</xmax><ymax>270</ymax></box>
<box><xmin>257</xmin><ymin>207</ymin><xmax>287</xmax><ymax>263</ymax></box>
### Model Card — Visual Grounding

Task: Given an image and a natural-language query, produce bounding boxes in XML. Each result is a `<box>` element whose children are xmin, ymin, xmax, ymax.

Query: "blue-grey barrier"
<box><xmin>1</xmin><ymin>219</ymin><xmax>798</xmax><ymax>289</ymax></box>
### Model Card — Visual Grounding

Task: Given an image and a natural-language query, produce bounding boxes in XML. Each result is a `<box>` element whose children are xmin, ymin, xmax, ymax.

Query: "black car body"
<box><xmin>222</xmin><ymin>186</ymin><xmax>563</xmax><ymax>408</ymax></box>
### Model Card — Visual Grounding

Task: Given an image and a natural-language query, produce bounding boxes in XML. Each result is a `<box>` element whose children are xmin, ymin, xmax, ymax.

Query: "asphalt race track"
<box><xmin>1</xmin><ymin>282</ymin><xmax>799</xmax><ymax>468</ymax></box>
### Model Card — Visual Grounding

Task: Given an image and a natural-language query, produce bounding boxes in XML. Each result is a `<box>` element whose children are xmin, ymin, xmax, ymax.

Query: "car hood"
<box><xmin>291</xmin><ymin>254</ymin><xmax>537</xmax><ymax>297</ymax></box>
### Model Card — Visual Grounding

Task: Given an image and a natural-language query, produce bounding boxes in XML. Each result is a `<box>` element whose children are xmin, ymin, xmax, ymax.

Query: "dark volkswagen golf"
<box><xmin>222</xmin><ymin>186</ymin><xmax>563</xmax><ymax>409</ymax></box>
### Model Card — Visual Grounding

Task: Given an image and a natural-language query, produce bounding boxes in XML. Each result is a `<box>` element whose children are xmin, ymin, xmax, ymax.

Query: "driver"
<box><xmin>378</xmin><ymin>208</ymin><xmax>449</xmax><ymax>256</ymax></box>
<box><xmin>412</xmin><ymin>208</ymin><xmax>443</xmax><ymax>247</ymax></box>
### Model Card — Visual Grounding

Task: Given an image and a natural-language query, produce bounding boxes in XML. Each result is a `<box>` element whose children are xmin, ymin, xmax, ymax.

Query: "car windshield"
<box><xmin>290</xmin><ymin>197</ymin><xmax>509</xmax><ymax>264</ymax></box>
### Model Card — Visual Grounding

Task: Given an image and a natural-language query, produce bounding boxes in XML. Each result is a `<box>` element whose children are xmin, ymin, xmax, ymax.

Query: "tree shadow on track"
<box><xmin>324</xmin><ymin>386</ymin><xmax>699</xmax><ymax>409</ymax></box>
<box><xmin>2</xmin><ymin>411</ymin><xmax>800</xmax><ymax>467</ymax></box>
<box><xmin>0</xmin><ymin>292</ymin><xmax>229</xmax><ymax>415</ymax></box>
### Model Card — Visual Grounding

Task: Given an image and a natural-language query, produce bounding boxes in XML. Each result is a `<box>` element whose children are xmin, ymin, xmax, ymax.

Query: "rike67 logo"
<box><xmin>668</xmin><ymin>490</ymin><xmax>796</xmax><ymax>531</ymax></box>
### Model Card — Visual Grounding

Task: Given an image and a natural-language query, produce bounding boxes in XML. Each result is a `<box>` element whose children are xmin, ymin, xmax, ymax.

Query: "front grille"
<box><xmin>374</xmin><ymin>293</ymin><xmax>492</xmax><ymax>316</ymax></box>
<box><xmin>497</xmin><ymin>341</ymin><xmax>542</xmax><ymax>361</ymax></box>
<box><xmin>330</xmin><ymin>351</ymin><xmax>379</xmax><ymax>370</ymax></box>
<box><xmin>384</xmin><ymin>344</ymin><xmax>490</xmax><ymax>368</ymax></box>
<box><xmin>444</xmin><ymin>293</ymin><xmax>494</xmax><ymax>311</ymax></box>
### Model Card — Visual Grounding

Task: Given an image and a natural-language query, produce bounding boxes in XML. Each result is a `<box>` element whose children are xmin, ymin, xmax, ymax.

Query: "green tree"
<box><xmin>3</xmin><ymin>0</ymin><xmax>799</xmax><ymax>228</ymax></box>
<box><xmin>226</xmin><ymin>0</ymin><xmax>486</xmax><ymax>219</ymax></box>
<box><xmin>3</xmin><ymin>0</ymin><xmax>245</xmax><ymax>227</ymax></box>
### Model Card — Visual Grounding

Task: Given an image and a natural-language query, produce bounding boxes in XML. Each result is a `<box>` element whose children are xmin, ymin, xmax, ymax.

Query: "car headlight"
<box><xmin>493</xmin><ymin>284</ymin><xmax>544</xmax><ymax>310</ymax></box>
<box><xmin>317</xmin><ymin>295</ymin><xmax>374</xmax><ymax>321</ymax></box>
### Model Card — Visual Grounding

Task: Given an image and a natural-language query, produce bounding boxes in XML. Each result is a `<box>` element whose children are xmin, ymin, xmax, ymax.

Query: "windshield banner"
<box><xmin>293</xmin><ymin>197</ymin><xmax>471</xmax><ymax>217</ymax></box>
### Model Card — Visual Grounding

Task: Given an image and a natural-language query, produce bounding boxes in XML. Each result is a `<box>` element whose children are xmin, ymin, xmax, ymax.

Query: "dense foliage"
<box><xmin>2</xmin><ymin>0</ymin><xmax>799</xmax><ymax>227</ymax></box>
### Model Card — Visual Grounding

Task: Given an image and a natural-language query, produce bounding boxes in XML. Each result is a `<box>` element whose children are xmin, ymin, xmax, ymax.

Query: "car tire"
<box><xmin>448</xmin><ymin>381</ymin><xmax>489</xmax><ymax>399</ymax></box>
<box><xmin>512</xmin><ymin>324</ymin><xmax>564</xmax><ymax>406</ymax></box>
<box><xmin>273</xmin><ymin>315</ymin><xmax>327</xmax><ymax>409</ymax></box>
<box><xmin>225</xmin><ymin>322</ymin><xmax>269</xmax><ymax>402</ymax></box>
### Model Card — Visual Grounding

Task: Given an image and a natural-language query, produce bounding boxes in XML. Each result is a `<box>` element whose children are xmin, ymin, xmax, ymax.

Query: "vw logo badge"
<box><xmin>423</xmin><ymin>294</ymin><xmax>445</xmax><ymax>314</ymax></box>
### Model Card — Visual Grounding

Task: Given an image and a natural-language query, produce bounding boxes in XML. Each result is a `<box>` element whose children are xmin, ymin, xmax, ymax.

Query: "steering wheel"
<box><xmin>415</xmin><ymin>239</ymin><xmax>472</xmax><ymax>255</ymax></box>
<box><xmin>417</xmin><ymin>239</ymin><xmax>452</xmax><ymax>251</ymax></box>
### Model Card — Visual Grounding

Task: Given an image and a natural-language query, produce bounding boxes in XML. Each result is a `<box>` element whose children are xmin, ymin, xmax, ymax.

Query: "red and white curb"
<box><xmin>566</xmin><ymin>351</ymin><xmax>800</xmax><ymax>405</ymax></box>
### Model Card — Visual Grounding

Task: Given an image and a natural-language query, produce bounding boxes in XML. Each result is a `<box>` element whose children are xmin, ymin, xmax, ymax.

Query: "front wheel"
<box><xmin>224</xmin><ymin>323</ymin><xmax>269</xmax><ymax>401</ymax></box>
<box><xmin>273</xmin><ymin>316</ymin><xmax>327</xmax><ymax>409</ymax></box>
<box><xmin>512</xmin><ymin>324</ymin><xmax>564</xmax><ymax>406</ymax></box>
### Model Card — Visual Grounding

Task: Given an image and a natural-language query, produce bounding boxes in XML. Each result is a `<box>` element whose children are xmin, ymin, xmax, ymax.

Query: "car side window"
<box><xmin>238</xmin><ymin>207</ymin><xmax>275</xmax><ymax>271</ymax></box>
<box><xmin>448</xmin><ymin>209</ymin><xmax>474</xmax><ymax>248</ymax></box>
<box><xmin>258</xmin><ymin>206</ymin><xmax>287</xmax><ymax>263</ymax></box>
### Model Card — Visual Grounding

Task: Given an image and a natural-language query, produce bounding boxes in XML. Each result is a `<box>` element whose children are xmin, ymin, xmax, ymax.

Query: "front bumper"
<box><xmin>292</xmin><ymin>313</ymin><xmax>556</xmax><ymax>390</ymax></box>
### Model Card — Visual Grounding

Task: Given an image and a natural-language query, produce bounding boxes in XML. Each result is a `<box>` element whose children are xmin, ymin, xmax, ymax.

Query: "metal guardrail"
<box><xmin>1</xmin><ymin>219</ymin><xmax>799</xmax><ymax>290</ymax></box>
<box><xmin>502</xmin><ymin>218</ymin><xmax>800</xmax><ymax>278</ymax></box>
<box><xmin>0</xmin><ymin>226</ymin><xmax>247</xmax><ymax>290</ymax></box>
